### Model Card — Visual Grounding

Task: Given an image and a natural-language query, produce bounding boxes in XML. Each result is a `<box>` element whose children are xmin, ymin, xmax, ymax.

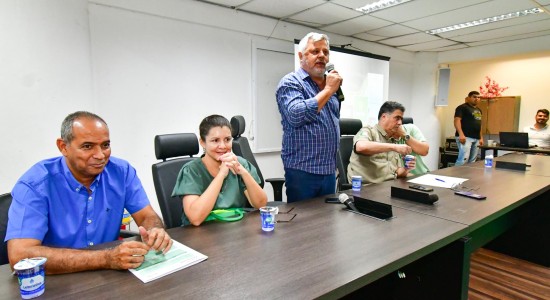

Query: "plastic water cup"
<box><xmin>403</xmin><ymin>155</ymin><xmax>415</xmax><ymax>169</ymax></box>
<box><xmin>260</xmin><ymin>206</ymin><xmax>278</xmax><ymax>232</ymax></box>
<box><xmin>351</xmin><ymin>175</ymin><xmax>362</xmax><ymax>192</ymax></box>
<box><xmin>14</xmin><ymin>257</ymin><xmax>47</xmax><ymax>299</ymax></box>
<box><xmin>484</xmin><ymin>155</ymin><xmax>494</xmax><ymax>168</ymax></box>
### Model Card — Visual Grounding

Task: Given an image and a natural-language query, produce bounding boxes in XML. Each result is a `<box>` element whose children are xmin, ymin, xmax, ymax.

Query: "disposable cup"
<box><xmin>14</xmin><ymin>257</ymin><xmax>47</xmax><ymax>299</ymax></box>
<box><xmin>260</xmin><ymin>206</ymin><xmax>278</xmax><ymax>232</ymax></box>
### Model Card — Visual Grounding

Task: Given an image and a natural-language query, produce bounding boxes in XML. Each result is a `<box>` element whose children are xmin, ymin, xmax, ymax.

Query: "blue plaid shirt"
<box><xmin>276</xmin><ymin>68</ymin><xmax>340</xmax><ymax>175</ymax></box>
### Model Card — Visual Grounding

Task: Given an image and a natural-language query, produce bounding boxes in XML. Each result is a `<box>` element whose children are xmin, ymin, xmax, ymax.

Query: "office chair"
<box><xmin>0</xmin><ymin>193</ymin><xmax>12</xmax><ymax>265</ymax></box>
<box><xmin>152</xmin><ymin>133</ymin><xmax>199</xmax><ymax>228</ymax></box>
<box><xmin>337</xmin><ymin>118</ymin><xmax>363</xmax><ymax>191</ymax></box>
<box><xmin>403</xmin><ymin>117</ymin><xmax>414</xmax><ymax>124</ymax></box>
<box><xmin>230</xmin><ymin>116</ymin><xmax>285</xmax><ymax>202</ymax></box>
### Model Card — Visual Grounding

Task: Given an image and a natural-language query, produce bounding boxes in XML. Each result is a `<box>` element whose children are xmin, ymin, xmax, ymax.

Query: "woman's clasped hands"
<box><xmin>218</xmin><ymin>152</ymin><xmax>246</xmax><ymax>176</ymax></box>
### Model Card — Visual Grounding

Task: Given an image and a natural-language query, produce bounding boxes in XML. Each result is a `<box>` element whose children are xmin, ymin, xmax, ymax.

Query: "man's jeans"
<box><xmin>455</xmin><ymin>137</ymin><xmax>480</xmax><ymax>166</ymax></box>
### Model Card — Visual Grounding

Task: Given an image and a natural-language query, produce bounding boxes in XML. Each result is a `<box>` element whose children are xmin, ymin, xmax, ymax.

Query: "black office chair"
<box><xmin>0</xmin><ymin>193</ymin><xmax>12</xmax><ymax>265</ymax></box>
<box><xmin>403</xmin><ymin>117</ymin><xmax>414</xmax><ymax>124</ymax></box>
<box><xmin>230</xmin><ymin>116</ymin><xmax>285</xmax><ymax>202</ymax></box>
<box><xmin>337</xmin><ymin>118</ymin><xmax>363</xmax><ymax>191</ymax></box>
<box><xmin>152</xmin><ymin>133</ymin><xmax>199</xmax><ymax>229</ymax></box>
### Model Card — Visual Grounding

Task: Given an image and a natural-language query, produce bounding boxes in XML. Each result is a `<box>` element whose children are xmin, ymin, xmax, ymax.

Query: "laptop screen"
<box><xmin>499</xmin><ymin>132</ymin><xmax>529</xmax><ymax>148</ymax></box>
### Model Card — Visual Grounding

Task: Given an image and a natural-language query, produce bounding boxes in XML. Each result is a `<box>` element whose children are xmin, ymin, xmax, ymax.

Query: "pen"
<box><xmin>435</xmin><ymin>178</ymin><xmax>445</xmax><ymax>182</ymax></box>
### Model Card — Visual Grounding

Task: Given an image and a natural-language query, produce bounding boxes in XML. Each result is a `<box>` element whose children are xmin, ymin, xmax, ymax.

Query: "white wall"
<box><xmin>0</xmin><ymin>0</ymin><xmax>94</xmax><ymax>191</ymax></box>
<box><xmin>0</xmin><ymin>0</ymin><xmax>436</xmax><ymax>219</ymax></box>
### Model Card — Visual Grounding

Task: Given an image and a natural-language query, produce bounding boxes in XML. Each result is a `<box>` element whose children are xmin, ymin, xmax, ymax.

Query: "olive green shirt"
<box><xmin>347</xmin><ymin>124</ymin><xmax>404</xmax><ymax>184</ymax></box>
<box><xmin>171</xmin><ymin>156</ymin><xmax>261</xmax><ymax>226</ymax></box>
<box><xmin>399</xmin><ymin>124</ymin><xmax>430</xmax><ymax>175</ymax></box>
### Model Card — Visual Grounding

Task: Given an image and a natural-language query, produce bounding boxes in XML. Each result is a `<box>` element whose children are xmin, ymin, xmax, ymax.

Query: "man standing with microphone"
<box><xmin>276</xmin><ymin>32</ymin><xmax>342</xmax><ymax>203</ymax></box>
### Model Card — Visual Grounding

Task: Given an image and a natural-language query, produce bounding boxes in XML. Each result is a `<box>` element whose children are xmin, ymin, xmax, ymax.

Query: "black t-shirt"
<box><xmin>454</xmin><ymin>103</ymin><xmax>482</xmax><ymax>139</ymax></box>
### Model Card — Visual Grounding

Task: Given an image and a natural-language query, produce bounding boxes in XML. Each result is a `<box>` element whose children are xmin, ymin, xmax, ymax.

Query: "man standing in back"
<box><xmin>276</xmin><ymin>32</ymin><xmax>342</xmax><ymax>202</ymax></box>
<box><xmin>523</xmin><ymin>109</ymin><xmax>549</xmax><ymax>148</ymax></box>
<box><xmin>454</xmin><ymin>91</ymin><xmax>483</xmax><ymax>166</ymax></box>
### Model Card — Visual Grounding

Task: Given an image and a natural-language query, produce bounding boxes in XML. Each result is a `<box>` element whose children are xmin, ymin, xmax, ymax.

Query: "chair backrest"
<box><xmin>0</xmin><ymin>193</ymin><xmax>12</xmax><ymax>265</ymax></box>
<box><xmin>152</xmin><ymin>133</ymin><xmax>199</xmax><ymax>229</ymax></box>
<box><xmin>403</xmin><ymin>117</ymin><xmax>414</xmax><ymax>124</ymax></box>
<box><xmin>230</xmin><ymin>116</ymin><xmax>265</xmax><ymax>188</ymax></box>
<box><xmin>337</xmin><ymin>118</ymin><xmax>363</xmax><ymax>191</ymax></box>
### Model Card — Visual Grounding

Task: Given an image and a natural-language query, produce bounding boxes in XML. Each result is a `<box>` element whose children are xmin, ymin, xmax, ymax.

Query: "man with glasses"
<box><xmin>347</xmin><ymin>101</ymin><xmax>416</xmax><ymax>184</ymax></box>
<box><xmin>454</xmin><ymin>91</ymin><xmax>484</xmax><ymax>166</ymax></box>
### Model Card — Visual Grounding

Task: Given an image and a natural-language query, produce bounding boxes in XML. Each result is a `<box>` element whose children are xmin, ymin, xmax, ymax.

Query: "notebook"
<box><xmin>499</xmin><ymin>132</ymin><xmax>531</xmax><ymax>148</ymax></box>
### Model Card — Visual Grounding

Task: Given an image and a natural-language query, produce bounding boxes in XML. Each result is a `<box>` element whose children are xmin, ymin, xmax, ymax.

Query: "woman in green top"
<box><xmin>172</xmin><ymin>115</ymin><xmax>267</xmax><ymax>226</ymax></box>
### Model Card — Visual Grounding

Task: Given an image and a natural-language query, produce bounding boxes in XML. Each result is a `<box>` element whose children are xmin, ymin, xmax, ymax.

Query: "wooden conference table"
<box><xmin>0</xmin><ymin>198</ymin><xmax>468</xmax><ymax>299</ymax></box>
<box><xmin>478</xmin><ymin>144</ymin><xmax>550</xmax><ymax>159</ymax></box>
<box><xmin>1</xmin><ymin>155</ymin><xmax>548</xmax><ymax>299</ymax></box>
<box><xmin>350</xmin><ymin>154</ymin><xmax>550</xmax><ymax>299</ymax></box>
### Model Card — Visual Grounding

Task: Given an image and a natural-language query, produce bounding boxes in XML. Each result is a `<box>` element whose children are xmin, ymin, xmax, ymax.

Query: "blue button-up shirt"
<box><xmin>276</xmin><ymin>67</ymin><xmax>340</xmax><ymax>175</ymax></box>
<box><xmin>6</xmin><ymin>156</ymin><xmax>150</xmax><ymax>249</ymax></box>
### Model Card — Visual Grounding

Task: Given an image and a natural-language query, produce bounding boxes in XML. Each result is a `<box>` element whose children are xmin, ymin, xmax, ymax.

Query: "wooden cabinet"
<box><xmin>478</xmin><ymin>96</ymin><xmax>521</xmax><ymax>134</ymax></box>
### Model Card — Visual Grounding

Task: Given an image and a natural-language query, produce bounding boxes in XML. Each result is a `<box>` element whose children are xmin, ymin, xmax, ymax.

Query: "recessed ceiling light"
<box><xmin>355</xmin><ymin>0</ymin><xmax>413</xmax><ymax>14</ymax></box>
<box><xmin>426</xmin><ymin>7</ymin><xmax>544</xmax><ymax>35</ymax></box>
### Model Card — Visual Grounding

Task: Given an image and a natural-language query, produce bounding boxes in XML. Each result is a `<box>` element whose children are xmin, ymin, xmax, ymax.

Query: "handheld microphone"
<box><xmin>325</xmin><ymin>63</ymin><xmax>345</xmax><ymax>102</ymax></box>
<box><xmin>338</xmin><ymin>193</ymin><xmax>360</xmax><ymax>213</ymax></box>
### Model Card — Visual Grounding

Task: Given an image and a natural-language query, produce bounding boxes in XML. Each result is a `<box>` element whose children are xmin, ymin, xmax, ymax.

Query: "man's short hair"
<box><xmin>536</xmin><ymin>108</ymin><xmax>549</xmax><ymax>116</ymax></box>
<box><xmin>378</xmin><ymin>101</ymin><xmax>405</xmax><ymax>119</ymax></box>
<box><xmin>468</xmin><ymin>91</ymin><xmax>480</xmax><ymax>97</ymax></box>
<box><xmin>297</xmin><ymin>32</ymin><xmax>329</xmax><ymax>54</ymax></box>
<box><xmin>61</xmin><ymin>111</ymin><xmax>108</xmax><ymax>143</ymax></box>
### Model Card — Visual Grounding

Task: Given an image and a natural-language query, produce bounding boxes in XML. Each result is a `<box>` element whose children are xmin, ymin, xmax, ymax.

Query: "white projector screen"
<box><xmin>294</xmin><ymin>43</ymin><xmax>390</xmax><ymax>126</ymax></box>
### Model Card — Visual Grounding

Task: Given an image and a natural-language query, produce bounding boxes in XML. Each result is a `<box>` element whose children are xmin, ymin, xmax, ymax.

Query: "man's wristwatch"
<box><xmin>404</xmin><ymin>134</ymin><xmax>410</xmax><ymax>141</ymax></box>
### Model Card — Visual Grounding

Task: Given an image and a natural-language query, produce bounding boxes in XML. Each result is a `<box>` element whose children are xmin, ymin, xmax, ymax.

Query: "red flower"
<box><xmin>479</xmin><ymin>76</ymin><xmax>508</xmax><ymax>98</ymax></box>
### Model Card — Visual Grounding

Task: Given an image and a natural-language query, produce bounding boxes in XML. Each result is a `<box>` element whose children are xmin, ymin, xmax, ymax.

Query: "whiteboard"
<box><xmin>252</xmin><ymin>41</ymin><xmax>390</xmax><ymax>153</ymax></box>
<box><xmin>252</xmin><ymin>45</ymin><xmax>293</xmax><ymax>153</ymax></box>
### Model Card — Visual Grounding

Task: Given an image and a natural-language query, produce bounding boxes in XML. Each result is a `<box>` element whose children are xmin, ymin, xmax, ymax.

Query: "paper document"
<box><xmin>407</xmin><ymin>174</ymin><xmax>468</xmax><ymax>189</ymax></box>
<box><xmin>129</xmin><ymin>240</ymin><xmax>207</xmax><ymax>283</ymax></box>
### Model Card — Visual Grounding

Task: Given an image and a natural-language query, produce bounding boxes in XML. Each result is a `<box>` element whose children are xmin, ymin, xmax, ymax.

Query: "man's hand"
<box><xmin>139</xmin><ymin>226</ymin><xmax>172</xmax><ymax>254</ymax></box>
<box><xmin>324</xmin><ymin>70</ymin><xmax>342</xmax><ymax>95</ymax></box>
<box><xmin>393</xmin><ymin>144</ymin><xmax>412</xmax><ymax>155</ymax></box>
<box><xmin>395</xmin><ymin>126</ymin><xmax>406</xmax><ymax>139</ymax></box>
<box><xmin>458</xmin><ymin>134</ymin><xmax>466</xmax><ymax>144</ymax></box>
<box><xmin>107</xmin><ymin>241</ymin><xmax>149</xmax><ymax>270</ymax></box>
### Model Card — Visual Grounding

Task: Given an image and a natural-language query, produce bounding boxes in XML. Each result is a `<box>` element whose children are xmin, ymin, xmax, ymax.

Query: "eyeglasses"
<box><xmin>451</xmin><ymin>182</ymin><xmax>479</xmax><ymax>192</ymax></box>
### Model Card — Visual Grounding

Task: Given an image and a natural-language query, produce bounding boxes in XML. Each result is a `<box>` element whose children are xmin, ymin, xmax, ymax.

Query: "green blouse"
<box><xmin>171</xmin><ymin>156</ymin><xmax>261</xmax><ymax>226</ymax></box>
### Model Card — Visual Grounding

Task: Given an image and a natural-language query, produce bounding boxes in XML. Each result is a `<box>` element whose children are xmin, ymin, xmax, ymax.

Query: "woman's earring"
<box><xmin>202</xmin><ymin>147</ymin><xmax>206</xmax><ymax>153</ymax></box>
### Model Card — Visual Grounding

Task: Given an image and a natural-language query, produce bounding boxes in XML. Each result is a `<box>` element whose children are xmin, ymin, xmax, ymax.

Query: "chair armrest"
<box><xmin>340</xmin><ymin>183</ymin><xmax>353</xmax><ymax>191</ymax></box>
<box><xmin>265</xmin><ymin>178</ymin><xmax>285</xmax><ymax>202</ymax></box>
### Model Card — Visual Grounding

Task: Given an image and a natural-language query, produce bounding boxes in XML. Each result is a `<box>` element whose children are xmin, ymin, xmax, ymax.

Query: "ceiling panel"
<box><xmin>366</xmin><ymin>24</ymin><xmax>420</xmax><ymax>37</ymax></box>
<box><xmin>370</xmin><ymin>0</ymin><xmax>492</xmax><ymax>23</ymax></box>
<box><xmin>423</xmin><ymin>44</ymin><xmax>469</xmax><ymax>52</ymax></box>
<box><xmin>202</xmin><ymin>0</ymin><xmax>249</xmax><ymax>8</ymax></box>
<box><xmin>397</xmin><ymin>39</ymin><xmax>458</xmax><ymax>52</ymax></box>
<box><xmin>321</xmin><ymin>14</ymin><xmax>392</xmax><ymax>35</ymax></box>
<box><xmin>287</xmin><ymin>2</ymin><xmax>362</xmax><ymax>27</ymax></box>
<box><xmin>378</xmin><ymin>32</ymin><xmax>440</xmax><ymax>46</ymax></box>
<box><xmin>438</xmin><ymin>13</ymin><xmax>549</xmax><ymax>38</ymax></box>
<box><xmin>239</xmin><ymin>0</ymin><xmax>326</xmax><ymax>19</ymax></box>
<box><xmin>196</xmin><ymin>0</ymin><xmax>550</xmax><ymax>53</ymax></box>
<box><xmin>466</xmin><ymin>29</ymin><xmax>550</xmax><ymax>46</ymax></box>
<box><xmin>451</xmin><ymin>19</ymin><xmax>550</xmax><ymax>43</ymax></box>
<box><xmin>404</xmin><ymin>0</ymin><xmax>541</xmax><ymax>31</ymax></box>
<box><xmin>352</xmin><ymin>32</ymin><xmax>388</xmax><ymax>41</ymax></box>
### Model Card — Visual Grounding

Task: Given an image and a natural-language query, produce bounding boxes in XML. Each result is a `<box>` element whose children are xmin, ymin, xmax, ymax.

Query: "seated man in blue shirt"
<box><xmin>6</xmin><ymin>111</ymin><xmax>172</xmax><ymax>274</ymax></box>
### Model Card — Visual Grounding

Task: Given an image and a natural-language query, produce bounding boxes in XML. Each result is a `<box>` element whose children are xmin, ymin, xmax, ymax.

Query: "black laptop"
<box><xmin>499</xmin><ymin>132</ymin><xmax>530</xmax><ymax>148</ymax></box>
